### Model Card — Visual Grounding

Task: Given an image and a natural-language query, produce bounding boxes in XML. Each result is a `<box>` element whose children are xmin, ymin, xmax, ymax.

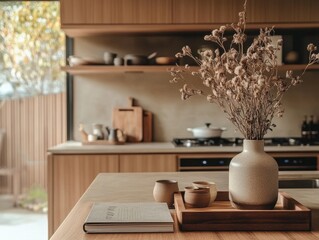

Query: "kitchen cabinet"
<box><xmin>172</xmin><ymin>0</ymin><xmax>242</xmax><ymax>24</ymax></box>
<box><xmin>60</xmin><ymin>0</ymin><xmax>319</xmax><ymax>36</ymax></box>
<box><xmin>47</xmin><ymin>154</ymin><xmax>119</xmax><ymax>236</ymax></box>
<box><xmin>119</xmin><ymin>154</ymin><xmax>177</xmax><ymax>172</ymax></box>
<box><xmin>246</xmin><ymin>0</ymin><xmax>319</xmax><ymax>24</ymax></box>
<box><xmin>59</xmin><ymin>0</ymin><xmax>319</xmax><ymax>75</ymax></box>
<box><xmin>60</xmin><ymin>0</ymin><xmax>172</xmax><ymax>25</ymax></box>
<box><xmin>172</xmin><ymin>0</ymin><xmax>319</xmax><ymax>24</ymax></box>
<box><xmin>48</xmin><ymin>153</ymin><xmax>176</xmax><ymax>235</ymax></box>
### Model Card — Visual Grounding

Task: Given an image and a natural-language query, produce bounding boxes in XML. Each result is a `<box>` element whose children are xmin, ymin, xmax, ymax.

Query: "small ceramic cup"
<box><xmin>184</xmin><ymin>186</ymin><xmax>210</xmax><ymax>208</ymax></box>
<box><xmin>103</xmin><ymin>52</ymin><xmax>117</xmax><ymax>65</ymax></box>
<box><xmin>153</xmin><ymin>179</ymin><xmax>179</xmax><ymax>208</ymax></box>
<box><xmin>113</xmin><ymin>57</ymin><xmax>124</xmax><ymax>66</ymax></box>
<box><xmin>192</xmin><ymin>181</ymin><xmax>217</xmax><ymax>204</ymax></box>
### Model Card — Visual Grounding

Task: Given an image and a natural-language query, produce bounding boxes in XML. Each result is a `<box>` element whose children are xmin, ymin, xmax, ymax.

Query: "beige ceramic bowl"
<box><xmin>192</xmin><ymin>181</ymin><xmax>217</xmax><ymax>204</ymax></box>
<box><xmin>184</xmin><ymin>186</ymin><xmax>210</xmax><ymax>208</ymax></box>
<box><xmin>155</xmin><ymin>57</ymin><xmax>176</xmax><ymax>65</ymax></box>
<box><xmin>68</xmin><ymin>56</ymin><xmax>90</xmax><ymax>66</ymax></box>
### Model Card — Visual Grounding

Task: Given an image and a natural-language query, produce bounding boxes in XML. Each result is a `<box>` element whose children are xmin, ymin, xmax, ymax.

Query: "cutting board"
<box><xmin>112</xmin><ymin>98</ymin><xmax>143</xmax><ymax>142</ymax></box>
<box><xmin>143</xmin><ymin>111</ymin><xmax>153</xmax><ymax>142</ymax></box>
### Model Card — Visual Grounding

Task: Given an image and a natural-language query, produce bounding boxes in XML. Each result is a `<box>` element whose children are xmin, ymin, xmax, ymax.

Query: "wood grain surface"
<box><xmin>49</xmin><ymin>172</ymin><xmax>319</xmax><ymax>240</ymax></box>
<box><xmin>48</xmin><ymin>154</ymin><xmax>120</xmax><ymax>236</ymax></box>
<box><xmin>174</xmin><ymin>191</ymin><xmax>311</xmax><ymax>231</ymax></box>
<box><xmin>143</xmin><ymin>111</ymin><xmax>153</xmax><ymax>142</ymax></box>
<box><xmin>112</xmin><ymin>98</ymin><xmax>143</xmax><ymax>142</ymax></box>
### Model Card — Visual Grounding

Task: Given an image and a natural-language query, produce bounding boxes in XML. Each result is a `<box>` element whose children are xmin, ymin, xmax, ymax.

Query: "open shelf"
<box><xmin>62</xmin><ymin>64</ymin><xmax>319</xmax><ymax>75</ymax></box>
<box><xmin>62</xmin><ymin>65</ymin><xmax>177</xmax><ymax>74</ymax></box>
<box><xmin>63</xmin><ymin>23</ymin><xmax>319</xmax><ymax>37</ymax></box>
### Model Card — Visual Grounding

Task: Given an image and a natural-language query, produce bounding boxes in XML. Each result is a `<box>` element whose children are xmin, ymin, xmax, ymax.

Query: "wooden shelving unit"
<box><xmin>62</xmin><ymin>64</ymin><xmax>319</xmax><ymax>75</ymax></box>
<box><xmin>62</xmin><ymin>65</ymin><xmax>179</xmax><ymax>74</ymax></box>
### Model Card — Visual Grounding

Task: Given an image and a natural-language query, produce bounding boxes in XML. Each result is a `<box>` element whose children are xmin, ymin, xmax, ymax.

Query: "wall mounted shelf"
<box><xmin>62</xmin><ymin>64</ymin><xmax>319</xmax><ymax>75</ymax></box>
<box><xmin>62</xmin><ymin>65</ymin><xmax>177</xmax><ymax>74</ymax></box>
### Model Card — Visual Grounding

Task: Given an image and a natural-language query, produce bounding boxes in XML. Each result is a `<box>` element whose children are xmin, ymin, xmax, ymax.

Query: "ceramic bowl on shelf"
<box><xmin>68</xmin><ymin>56</ymin><xmax>91</xmax><ymax>66</ymax></box>
<box><xmin>155</xmin><ymin>57</ymin><xmax>177</xmax><ymax>65</ymax></box>
<box><xmin>68</xmin><ymin>55</ymin><xmax>104</xmax><ymax>66</ymax></box>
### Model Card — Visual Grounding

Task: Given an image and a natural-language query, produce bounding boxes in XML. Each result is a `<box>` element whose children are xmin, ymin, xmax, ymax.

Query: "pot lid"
<box><xmin>191</xmin><ymin>123</ymin><xmax>226</xmax><ymax>130</ymax></box>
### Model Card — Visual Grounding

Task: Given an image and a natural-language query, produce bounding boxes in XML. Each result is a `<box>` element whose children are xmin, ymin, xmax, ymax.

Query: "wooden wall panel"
<box><xmin>0</xmin><ymin>93</ymin><xmax>67</xmax><ymax>195</ymax></box>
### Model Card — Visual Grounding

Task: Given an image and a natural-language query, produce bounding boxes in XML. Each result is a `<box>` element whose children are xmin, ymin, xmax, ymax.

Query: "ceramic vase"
<box><xmin>229</xmin><ymin>139</ymin><xmax>278</xmax><ymax>210</ymax></box>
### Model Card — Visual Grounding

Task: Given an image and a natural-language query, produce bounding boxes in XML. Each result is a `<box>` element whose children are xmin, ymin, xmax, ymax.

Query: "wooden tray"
<box><xmin>82</xmin><ymin>140</ymin><xmax>124</xmax><ymax>145</ymax></box>
<box><xmin>174</xmin><ymin>191</ymin><xmax>311</xmax><ymax>231</ymax></box>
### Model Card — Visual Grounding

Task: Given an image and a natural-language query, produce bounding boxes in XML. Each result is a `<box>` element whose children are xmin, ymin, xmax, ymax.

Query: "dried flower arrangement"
<box><xmin>170</xmin><ymin>0</ymin><xmax>319</xmax><ymax>140</ymax></box>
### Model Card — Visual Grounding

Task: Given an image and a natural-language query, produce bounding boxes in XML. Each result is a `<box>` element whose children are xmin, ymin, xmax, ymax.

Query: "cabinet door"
<box><xmin>247</xmin><ymin>0</ymin><xmax>319</xmax><ymax>23</ymax></box>
<box><xmin>120</xmin><ymin>154</ymin><xmax>177</xmax><ymax>172</ymax></box>
<box><xmin>48</xmin><ymin>154</ymin><xmax>119</xmax><ymax>236</ymax></box>
<box><xmin>172</xmin><ymin>0</ymin><xmax>242</xmax><ymax>24</ymax></box>
<box><xmin>60</xmin><ymin>0</ymin><xmax>172</xmax><ymax>25</ymax></box>
<box><xmin>173</xmin><ymin>0</ymin><xmax>319</xmax><ymax>24</ymax></box>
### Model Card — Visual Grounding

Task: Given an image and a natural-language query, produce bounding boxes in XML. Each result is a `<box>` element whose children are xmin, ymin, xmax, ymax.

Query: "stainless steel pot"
<box><xmin>187</xmin><ymin>123</ymin><xmax>226</xmax><ymax>138</ymax></box>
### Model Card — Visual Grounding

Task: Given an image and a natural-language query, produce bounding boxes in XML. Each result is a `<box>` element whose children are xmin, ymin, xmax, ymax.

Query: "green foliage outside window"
<box><xmin>0</xmin><ymin>1</ymin><xmax>65</xmax><ymax>99</ymax></box>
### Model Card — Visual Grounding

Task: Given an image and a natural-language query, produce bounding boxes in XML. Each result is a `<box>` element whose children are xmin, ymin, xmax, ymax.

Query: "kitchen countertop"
<box><xmin>48</xmin><ymin>141</ymin><xmax>319</xmax><ymax>154</ymax></box>
<box><xmin>50</xmin><ymin>171</ymin><xmax>319</xmax><ymax>240</ymax></box>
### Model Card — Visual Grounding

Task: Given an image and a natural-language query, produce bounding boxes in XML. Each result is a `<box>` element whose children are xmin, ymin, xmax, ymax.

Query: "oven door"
<box><xmin>177</xmin><ymin>154</ymin><xmax>234</xmax><ymax>171</ymax></box>
<box><xmin>275</xmin><ymin>156</ymin><xmax>318</xmax><ymax>170</ymax></box>
<box><xmin>177</xmin><ymin>153</ymin><xmax>318</xmax><ymax>171</ymax></box>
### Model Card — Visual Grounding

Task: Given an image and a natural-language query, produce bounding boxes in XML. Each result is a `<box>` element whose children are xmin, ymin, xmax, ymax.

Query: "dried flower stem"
<box><xmin>170</xmin><ymin>0</ymin><xmax>319</xmax><ymax>140</ymax></box>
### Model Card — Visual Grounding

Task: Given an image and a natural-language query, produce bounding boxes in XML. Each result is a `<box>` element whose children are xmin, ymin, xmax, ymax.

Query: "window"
<box><xmin>0</xmin><ymin>1</ymin><xmax>65</xmax><ymax>99</ymax></box>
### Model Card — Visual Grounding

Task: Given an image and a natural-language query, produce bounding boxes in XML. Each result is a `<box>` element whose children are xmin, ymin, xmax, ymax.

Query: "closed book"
<box><xmin>83</xmin><ymin>202</ymin><xmax>174</xmax><ymax>233</ymax></box>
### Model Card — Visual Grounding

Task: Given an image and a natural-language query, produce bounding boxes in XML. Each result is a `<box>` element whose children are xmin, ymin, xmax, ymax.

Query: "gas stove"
<box><xmin>172</xmin><ymin>137</ymin><xmax>318</xmax><ymax>147</ymax></box>
<box><xmin>173</xmin><ymin>137</ymin><xmax>237</xmax><ymax>147</ymax></box>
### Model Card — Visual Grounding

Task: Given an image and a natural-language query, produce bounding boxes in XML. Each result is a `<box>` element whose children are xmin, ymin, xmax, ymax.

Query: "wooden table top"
<box><xmin>50</xmin><ymin>172</ymin><xmax>319</xmax><ymax>240</ymax></box>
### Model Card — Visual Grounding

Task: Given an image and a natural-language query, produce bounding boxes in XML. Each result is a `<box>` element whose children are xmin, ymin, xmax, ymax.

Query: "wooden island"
<box><xmin>49</xmin><ymin>171</ymin><xmax>319</xmax><ymax>240</ymax></box>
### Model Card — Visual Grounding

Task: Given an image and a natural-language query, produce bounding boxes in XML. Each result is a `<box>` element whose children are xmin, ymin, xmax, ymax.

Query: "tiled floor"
<box><xmin>0</xmin><ymin>195</ymin><xmax>47</xmax><ymax>240</ymax></box>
